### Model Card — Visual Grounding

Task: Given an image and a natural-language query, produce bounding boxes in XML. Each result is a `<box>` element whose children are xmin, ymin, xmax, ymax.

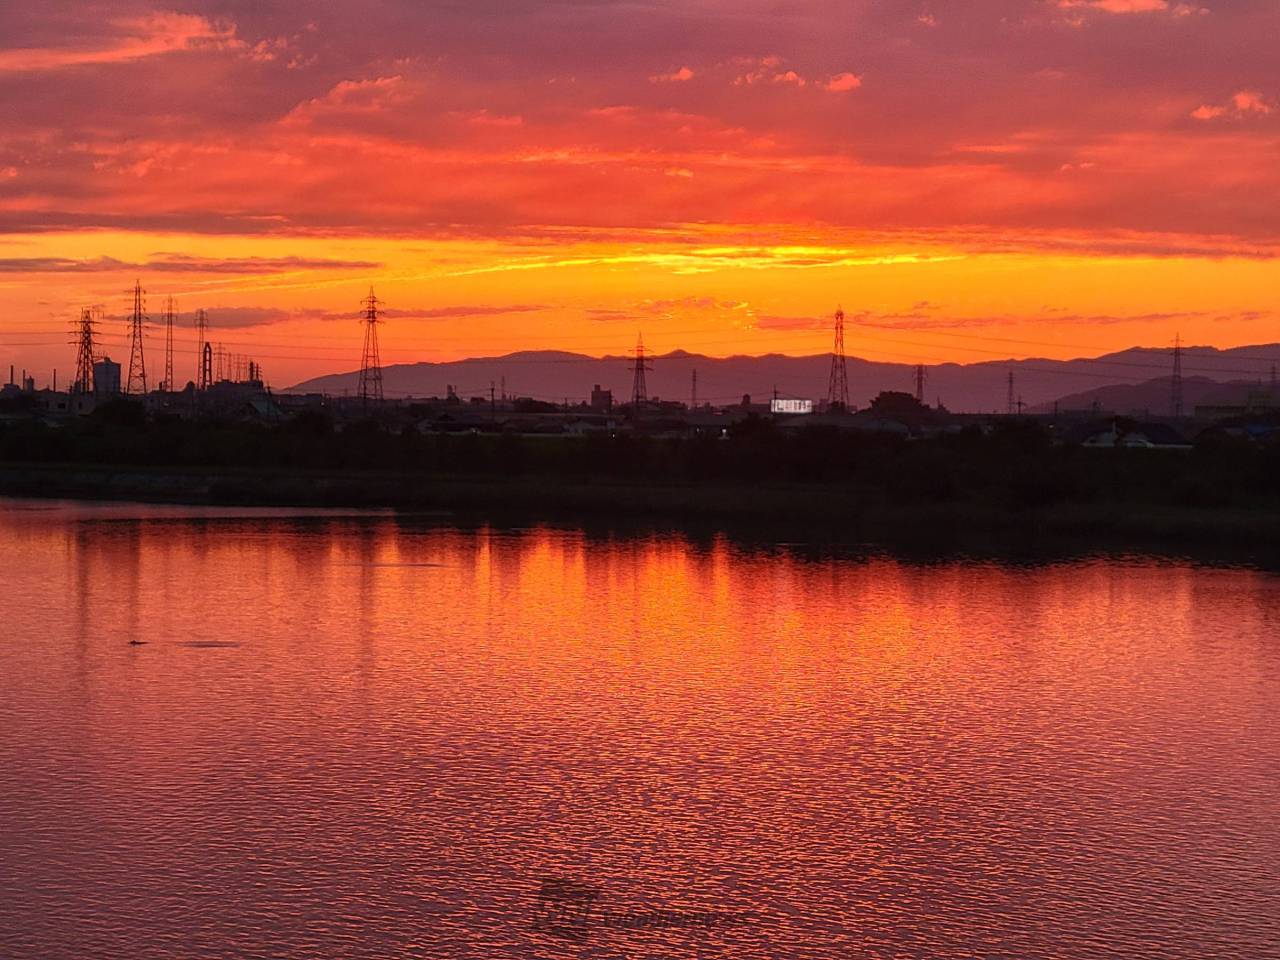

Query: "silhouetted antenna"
<box><xmin>1006</xmin><ymin>369</ymin><xmax>1015</xmax><ymax>416</ymax></box>
<box><xmin>194</xmin><ymin>309</ymin><xmax>210</xmax><ymax>390</ymax></box>
<box><xmin>914</xmin><ymin>363</ymin><xmax>926</xmax><ymax>404</ymax></box>
<box><xmin>126</xmin><ymin>280</ymin><xmax>147</xmax><ymax>394</ymax></box>
<box><xmin>162</xmin><ymin>296</ymin><xmax>175</xmax><ymax>392</ymax></box>
<box><xmin>691</xmin><ymin>368</ymin><xmax>698</xmax><ymax>409</ymax></box>
<box><xmin>1172</xmin><ymin>333</ymin><xmax>1184</xmax><ymax>418</ymax></box>
<box><xmin>629</xmin><ymin>332</ymin><xmax>652</xmax><ymax>410</ymax></box>
<box><xmin>358</xmin><ymin>287</ymin><xmax>384</xmax><ymax>409</ymax></box>
<box><xmin>72</xmin><ymin>307</ymin><xmax>97</xmax><ymax>394</ymax></box>
<box><xmin>827</xmin><ymin>307</ymin><xmax>850</xmax><ymax>409</ymax></box>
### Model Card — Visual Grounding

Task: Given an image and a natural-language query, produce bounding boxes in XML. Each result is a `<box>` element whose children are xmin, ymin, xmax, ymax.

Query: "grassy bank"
<box><xmin>2</xmin><ymin>460</ymin><xmax>1279</xmax><ymax>559</ymax></box>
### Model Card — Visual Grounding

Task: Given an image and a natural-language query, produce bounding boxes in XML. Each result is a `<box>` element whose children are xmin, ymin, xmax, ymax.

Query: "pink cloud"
<box><xmin>1059</xmin><ymin>0</ymin><xmax>1169</xmax><ymax>12</ymax></box>
<box><xmin>465</xmin><ymin>110</ymin><xmax>524</xmax><ymax>128</ymax></box>
<box><xmin>650</xmin><ymin>66</ymin><xmax>694</xmax><ymax>83</ymax></box>
<box><xmin>1190</xmin><ymin>104</ymin><xmax>1226</xmax><ymax>120</ymax></box>
<box><xmin>733</xmin><ymin>55</ymin><xmax>787</xmax><ymax>86</ymax></box>
<box><xmin>1232</xmin><ymin>90</ymin><xmax>1270</xmax><ymax>114</ymax></box>
<box><xmin>0</xmin><ymin>13</ymin><xmax>241</xmax><ymax>72</ymax></box>
<box><xmin>1191</xmin><ymin>89</ymin><xmax>1271</xmax><ymax>121</ymax></box>
<box><xmin>823</xmin><ymin>72</ymin><xmax>862</xmax><ymax>92</ymax></box>
<box><xmin>282</xmin><ymin>76</ymin><xmax>410</xmax><ymax>125</ymax></box>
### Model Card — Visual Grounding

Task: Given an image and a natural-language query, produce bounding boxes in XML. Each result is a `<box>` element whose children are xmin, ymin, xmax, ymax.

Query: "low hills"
<box><xmin>287</xmin><ymin>343</ymin><xmax>1280</xmax><ymax>414</ymax></box>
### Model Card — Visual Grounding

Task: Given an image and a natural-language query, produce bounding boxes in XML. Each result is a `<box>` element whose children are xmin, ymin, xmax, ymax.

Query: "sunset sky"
<box><xmin>1</xmin><ymin>0</ymin><xmax>1278</xmax><ymax>387</ymax></box>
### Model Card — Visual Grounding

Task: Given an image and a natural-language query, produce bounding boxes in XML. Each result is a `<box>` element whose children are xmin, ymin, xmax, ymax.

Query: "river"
<box><xmin>0</xmin><ymin>498</ymin><xmax>1276</xmax><ymax>959</ymax></box>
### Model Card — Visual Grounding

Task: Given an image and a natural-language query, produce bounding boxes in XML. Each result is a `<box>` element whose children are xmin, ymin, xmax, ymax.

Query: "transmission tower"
<box><xmin>691</xmin><ymin>368</ymin><xmax>698</xmax><ymax>409</ymax></box>
<box><xmin>72</xmin><ymin>307</ymin><xmax>97</xmax><ymax>394</ymax></box>
<box><xmin>357</xmin><ymin>287</ymin><xmax>384</xmax><ymax>409</ymax></box>
<box><xmin>195</xmin><ymin>309</ymin><xmax>211</xmax><ymax>389</ymax></box>
<box><xmin>162</xmin><ymin>296</ymin><xmax>175</xmax><ymax>391</ymax></box>
<box><xmin>125</xmin><ymin>280</ymin><xmax>147</xmax><ymax>394</ymax></box>
<box><xmin>827</xmin><ymin>307</ymin><xmax>850</xmax><ymax>410</ymax></box>
<box><xmin>629</xmin><ymin>333</ymin><xmax>652</xmax><ymax>410</ymax></box>
<box><xmin>914</xmin><ymin>364</ymin><xmax>926</xmax><ymax>404</ymax></box>
<box><xmin>201</xmin><ymin>343</ymin><xmax>213</xmax><ymax>391</ymax></box>
<box><xmin>1006</xmin><ymin>369</ymin><xmax>1015</xmax><ymax>416</ymax></box>
<box><xmin>1171</xmin><ymin>333</ymin><xmax>1184</xmax><ymax>418</ymax></box>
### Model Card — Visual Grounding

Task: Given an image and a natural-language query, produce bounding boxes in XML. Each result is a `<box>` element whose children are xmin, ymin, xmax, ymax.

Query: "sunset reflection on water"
<box><xmin>1</xmin><ymin>499</ymin><xmax>1277</xmax><ymax>959</ymax></box>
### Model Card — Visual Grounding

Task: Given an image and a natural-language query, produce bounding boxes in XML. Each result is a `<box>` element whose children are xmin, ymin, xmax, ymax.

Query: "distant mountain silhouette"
<box><xmin>1029</xmin><ymin>376</ymin><xmax>1277</xmax><ymax>416</ymax></box>
<box><xmin>286</xmin><ymin>343</ymin><xmax>1280</xmax><ymax>414</ymax></box>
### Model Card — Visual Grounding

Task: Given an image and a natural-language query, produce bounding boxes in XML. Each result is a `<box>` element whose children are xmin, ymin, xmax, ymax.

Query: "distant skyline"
<box><xmin>1</xmin><ymin>2</ymin><xmax>1278</xmax><ymax>385</ymax></box>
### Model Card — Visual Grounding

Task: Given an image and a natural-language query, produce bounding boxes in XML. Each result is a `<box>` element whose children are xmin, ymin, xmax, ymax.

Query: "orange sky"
<box><xmin>1</xmin><ymin>2</ymin><xmax>1277</xmax><ymax>387</ymax></box>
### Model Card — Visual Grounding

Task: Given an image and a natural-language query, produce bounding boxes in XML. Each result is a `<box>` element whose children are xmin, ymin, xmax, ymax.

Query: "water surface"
<box><xmin>1</xmin><ymin>498</ymin><xmax>1277</xmax><ymax>959</ymax></box>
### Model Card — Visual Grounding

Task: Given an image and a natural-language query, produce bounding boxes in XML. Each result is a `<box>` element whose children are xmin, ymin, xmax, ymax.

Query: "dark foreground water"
<box><xmin>0</xmin><ymin>498</ymin><xmax>1277</xmax><ymax>960</ymax></box>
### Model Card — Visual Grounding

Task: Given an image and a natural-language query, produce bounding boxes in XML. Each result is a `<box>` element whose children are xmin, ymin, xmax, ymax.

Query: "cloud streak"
<box><xmin>0</xmin><ymin>254</ymin><xmax>380</xmax><ymax>274</ymax></box>
<box><xmin>0</xmin><ymin>13</ymin><xmax>240</xmax><ymax>72</ymax></box>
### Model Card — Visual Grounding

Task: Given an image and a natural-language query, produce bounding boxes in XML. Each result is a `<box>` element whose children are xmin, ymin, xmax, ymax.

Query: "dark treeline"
<box><xmin>3</xmin><ymin>397</ymin><xmax>1280</xmax><ymax>512</ymax></box>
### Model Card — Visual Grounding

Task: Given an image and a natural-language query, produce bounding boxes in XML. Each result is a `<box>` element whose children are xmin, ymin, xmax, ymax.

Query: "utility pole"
<box><xmin>126</xmin><ymin>280</ymin><xmax>147</xmax><ymax>395</ymax></box>
<box><xmin>629</xmin><ymin>333</ymin><xmax>652</xmax><ymax>412</ymax></box>
<box><xmin>357</xmin><ymin>287</ymin><xmax>384</xmax><ymax>411</ymax></box>
<box><xmin>1172</xmin><ymin>332</ymin><xmax>1184</xmax><ymax>418</ymax></box>
<box><xmin>914</xmin><ymin>363</ymin><xmax>926</xmax><ymax>404</ymax></box>
<box><xmin>163</xmin><ymin>296</ymin><xmax>175</xmax><ymax>392</ymax></box>
<box><xmin>1006</xmin><ymin>369</ymin><xmax>1015</xmax><ymax>416</ymax></box>
<box><xmin>490</xmin><ymin>381</ymin><xmax>496</xmax><ymax>420</ymax></box>
<box><xmin>827</xmin><ymin>307</ymin><xmax>850</xmax><ymax>410</ymax></box>
<box><xmin>691</xmin><ymin>368</ymin><xmax>697</xmax><ymax>409</ymax></box>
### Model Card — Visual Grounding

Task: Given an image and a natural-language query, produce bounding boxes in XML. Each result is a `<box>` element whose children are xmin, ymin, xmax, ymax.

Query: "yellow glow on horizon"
<box><xmin>1</xmin><ymin>225</ymin><xmax>1278</xmax><ymax>387</ymax></box>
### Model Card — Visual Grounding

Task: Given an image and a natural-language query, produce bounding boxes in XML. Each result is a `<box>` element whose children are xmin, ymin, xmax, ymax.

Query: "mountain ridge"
<box><xmin>286</xmin><ymin>343</ymin><xmax>1280</xmax><ymax>414</ymax></box>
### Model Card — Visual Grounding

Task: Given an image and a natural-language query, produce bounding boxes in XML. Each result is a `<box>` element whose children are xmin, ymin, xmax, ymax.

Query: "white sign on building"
<box><xmin>770</xmin><ymin>398</ymin><xmax>814</xmax><ymax>415</ymax></box>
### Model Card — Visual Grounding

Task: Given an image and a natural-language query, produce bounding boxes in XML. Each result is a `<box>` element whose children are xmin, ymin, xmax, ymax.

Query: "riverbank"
<box><xmin>2</xmin><ymin>461</ymin><xmax>1278</xmax><ymax>560</ymax></box>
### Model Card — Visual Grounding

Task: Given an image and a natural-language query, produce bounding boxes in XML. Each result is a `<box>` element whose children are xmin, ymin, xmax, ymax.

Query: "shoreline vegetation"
<box><xmin>2</xmin><ymin>460</ymin><xmax>1279</xmax><ymax>558</ymax></box>
<box><xmin>2</xmin><ymin>401</ymin><xmax>1279</xmax><ymax>558</ymax></box>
